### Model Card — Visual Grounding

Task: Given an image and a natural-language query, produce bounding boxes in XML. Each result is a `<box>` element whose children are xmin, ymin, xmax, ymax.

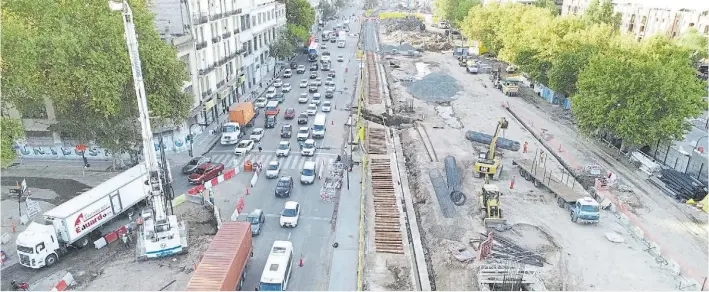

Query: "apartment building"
<box><xmin>562</xmin><ymin>0</ymin><xmax>709</xmax><ymax>39</ymax></box>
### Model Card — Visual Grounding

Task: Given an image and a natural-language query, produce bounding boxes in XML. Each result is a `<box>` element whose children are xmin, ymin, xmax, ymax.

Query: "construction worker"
<box><xmin>257</xmin><ymin>142</ymin><xmax>263</xmax><ymax>153</ymax></box>
<box><xmin>523</xmin><ymin>141</ymin><xmax>528</xmax><ymax>153</ymax></box>
<box><xmin>121</xmin><ymin>233</ymin><xmax>130</xmax><ymax>249</ymax></box>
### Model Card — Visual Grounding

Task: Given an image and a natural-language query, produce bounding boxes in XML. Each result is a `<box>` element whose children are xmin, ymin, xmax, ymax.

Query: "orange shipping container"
<box><xmin>228</xmin><ymin>102</ymin><xmax>255</xmax><ymax>125</ymax></box>
<box><xmin>185</xmin><ymin>222</ymin><xmax>253</xmax><ymax>291</ymax></box>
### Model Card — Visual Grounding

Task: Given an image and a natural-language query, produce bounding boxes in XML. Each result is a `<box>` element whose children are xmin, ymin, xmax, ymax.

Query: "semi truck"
<box><xmin>185</xmin><ymin>222</ymin><xmax>253</xmax><ymax>291</ymax></box>
<box><xmin>221</xmin><ymin>102</ymin><xmax>257</xmax><ymax>145</ymax></box>
<box><xmin>308</xmin><ymin>42</ymin><xmax>319</xmax><ymax>62</ymax></box>
<box><xmin>16</xmin><ymin>164</ymin><xmax>150</xmax><ymax>268</ymax></box>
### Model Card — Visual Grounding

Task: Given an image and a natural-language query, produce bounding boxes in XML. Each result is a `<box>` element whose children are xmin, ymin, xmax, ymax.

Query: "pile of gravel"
<box><xmin>406</xmin><ymin>72</ymin><xmax>461</xmax><ymax>102</ymax></box>
<box><xmin>381</xmin><ymin>43</ymin><xmax>417</xmax><ymax>53</ymax></box>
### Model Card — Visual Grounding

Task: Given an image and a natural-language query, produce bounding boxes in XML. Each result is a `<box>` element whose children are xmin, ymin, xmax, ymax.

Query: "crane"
<box><xmin>111</xmin><ymin>1</ymin><xmax>186</xmax><ymax>259</ymax></box>
<box><xmin>473</xmin><ymin>117</ymin><xmax>509</xmax><ymax>180</ymax></box>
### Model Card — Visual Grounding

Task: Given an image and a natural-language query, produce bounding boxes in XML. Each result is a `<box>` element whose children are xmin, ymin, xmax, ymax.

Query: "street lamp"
<box><xmin>694</xmin><ymin>135</ymin><xmax>708</xmax><ymax>153</ymax></box>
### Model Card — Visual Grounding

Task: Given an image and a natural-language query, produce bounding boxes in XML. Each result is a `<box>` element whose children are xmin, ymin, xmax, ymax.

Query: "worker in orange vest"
<box><xmin>523</xmin><ymin>141</ymin><xmax>528</xmax><ymax>153</ymax></box>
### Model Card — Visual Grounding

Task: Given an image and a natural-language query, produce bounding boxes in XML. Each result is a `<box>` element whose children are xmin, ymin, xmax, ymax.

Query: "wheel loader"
<box><xmin>478</xmin><ymin>182</ymin><xmax>507</xmax><ymax>227</ymax></box>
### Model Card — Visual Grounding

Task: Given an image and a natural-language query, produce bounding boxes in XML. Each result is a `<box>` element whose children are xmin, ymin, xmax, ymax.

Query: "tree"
<box><xmin>334</xmin><ymin>0</ymin><xmax>347</xmax><ymax>8</ymax></box>
<box><xmin>434</xmin><ymin>0</ymin><xmax>481</xmax><ymax>27</ymax></box>
<box><xmin>269</xmin><ymin>35</ymin><xmax>296</xmax><ymax>77</ymax></box>
<box><xmin>1</xmin><ymin>117</ymin><xmax>23</xmax><ymax>167</ymax></box>
<box><xmin>287</xmin><ymin>23</ymin><xmax>310</xmax><ymax>43</ymax></box>
<box><xmin>584</xmin><ymin>0</ymin><xmax>621</xmax><ymax>31</ymax></box>
<box><xmin>533</xmin><ymin>0</ymin><xmax>559</xmax><ymax>15</ymax></box>
<box><xmin>571</xmin><ymin>37</ymin><xmax>706</xmax><ymax>149</ymax></box>
<box><xmin>286</xmin><ymin>0</ymin><xmax>316</xmax><ymax>30</ymax></box>
<box><xmin>1</xmin><ymin>0</ymin><xmax>192</xmax><ymax>161</ymax></box>
<box><xmin>675</xmin><ymin>28</ymin><xmax>709</xmax><ymax>63</ymax></box>
<box><xmin>319</xmin><ymin>0</ymin><xmax>336</xmax><ymax>19</ymax></box>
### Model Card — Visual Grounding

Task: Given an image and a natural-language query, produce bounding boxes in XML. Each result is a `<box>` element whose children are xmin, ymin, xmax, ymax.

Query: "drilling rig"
<box><xmin>113</xmin><ymin>1</ymin><xmax>187</xmax><ymax>260</ymax></box>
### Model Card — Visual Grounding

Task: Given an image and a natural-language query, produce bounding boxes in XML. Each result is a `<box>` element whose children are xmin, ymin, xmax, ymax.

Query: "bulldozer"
<box><xmin>479</xmin><ymin>180</ymin><xmax>506</xmax><ymax>227</ymax></box>
<box><xmin>473</xmin><ymin>117</ymin><xmax>509</xmax><ymax>180</ymax></box>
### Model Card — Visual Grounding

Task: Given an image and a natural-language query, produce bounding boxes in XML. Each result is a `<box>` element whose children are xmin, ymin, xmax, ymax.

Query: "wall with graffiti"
<box><xmin>15</xmin><ymin>129</ymin><xmax>192</xmax><ymax>160</ymax></box>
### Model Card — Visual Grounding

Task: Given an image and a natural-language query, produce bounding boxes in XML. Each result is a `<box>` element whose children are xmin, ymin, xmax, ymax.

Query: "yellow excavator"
<box><xmin>473</xmin><ymin>117</ymin><xmax>509</xmax><ymax>180</ymax></box>
<box><xmin>479</xmin><ymin>176</ymin><xmax>506</xmax><ymax>227</ymax></box>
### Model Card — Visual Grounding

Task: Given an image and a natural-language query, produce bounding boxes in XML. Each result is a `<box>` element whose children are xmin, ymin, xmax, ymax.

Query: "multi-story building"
<box><xmin>562</xmin><ymin>0</ymin><xmax>709</xmax><ymax>39</ymax></box>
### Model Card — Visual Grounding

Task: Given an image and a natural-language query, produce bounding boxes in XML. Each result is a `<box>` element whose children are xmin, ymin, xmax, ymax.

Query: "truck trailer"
<box><xmin>185</xmin><ymin>222</ymin><xmax>253</xmax><ymax>291</ymax></box>
<box><xmin>221</xmin><ymin>102</ymin><xmax>257</xmax><ymax>145</ymax></box>
<box><xmin>16</xmin><ymin>164</ymin><xmax>150</xmax><ymax>268</ymax></box>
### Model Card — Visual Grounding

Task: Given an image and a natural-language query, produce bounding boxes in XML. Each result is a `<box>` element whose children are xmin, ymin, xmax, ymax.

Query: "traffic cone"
<box><xmin>299</xmin><ymin>256</ymin><xmax>304</xmax><ymax>267</ymax></box>
<box><xmin>509</xmin><ymin>176</ymin><xmax>516</xmax><ymax>189</ymax></box>
<box><xmin>246</xmin><ymin>188</ymin><xmax>250</xmax><ymax>196</ymax></box>
<box><xmin>11</xmin><ymin>222</ymin><xmax>16</xmax><ymax>233</ymax></box>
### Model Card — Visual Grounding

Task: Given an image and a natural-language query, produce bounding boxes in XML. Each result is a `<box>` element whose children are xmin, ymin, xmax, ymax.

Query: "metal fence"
<box><xmin>652</xmin><ymin>141</ymin><xmax>707</xmax><ymax>185</ymax></box>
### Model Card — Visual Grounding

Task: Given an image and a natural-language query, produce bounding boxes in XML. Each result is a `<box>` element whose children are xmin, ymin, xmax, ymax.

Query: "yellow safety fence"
<box><xmin>356</xmin><ymin>54</ymin><xmax>368</xmax><ymax>292</ymax></box>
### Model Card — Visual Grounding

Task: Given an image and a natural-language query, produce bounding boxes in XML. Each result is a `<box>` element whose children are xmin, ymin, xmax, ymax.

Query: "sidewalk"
<box><xmin>328</xmin><ymin>163</ymin><xmax>364</xmax><ymax>291</ymax></box>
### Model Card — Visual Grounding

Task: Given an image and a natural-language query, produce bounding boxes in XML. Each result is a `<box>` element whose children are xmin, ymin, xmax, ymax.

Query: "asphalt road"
<box><xmin>172</xmin><ymin>8</ymin><xmax>364</xmax><ymax>290</ymax></box>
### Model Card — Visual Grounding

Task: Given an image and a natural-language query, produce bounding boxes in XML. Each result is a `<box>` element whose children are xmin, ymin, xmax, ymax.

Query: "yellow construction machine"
<box><xmin>479</xmin><ymin>178</ymin><xmax>506</xmax><ymax>227</ymax></box>
<box><xmin>473</xmin><ymin>117</ymin><xmax>509</xmax><ymax>180</ymax></box>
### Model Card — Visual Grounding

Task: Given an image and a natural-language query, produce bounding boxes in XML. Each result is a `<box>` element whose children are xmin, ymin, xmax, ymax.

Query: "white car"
<box><xmin>301</xmin><ymin>139</ymin><xmax>316</xmax><ymax>156</ymax></box>
<box><xmin>250</xmin><ymin>128</ymin><xmax>265</xmax><ymax>142</ymax></box>
<box><xmin>234</xmin><ymin>139</ymin><xmax>255</xmax><ymax>156</ymax></box>
<box><xmin>299</xmin><ymin>79</ymin><xmax>309</xmax><ymax>88</ymax></box>
<box><xmin>255</xmin><ymin>97</ymin><xmax>268</xmax><ymax>108</ymax></box>
<box><xmin>298</xmin><ymin>93</ymin><xmax>309</xmax><ymax>103</ymax></box>
<box><xmin>326</xmin><ymin>85</ymin><xmax>336</xmax><ymax>92</ymax></box>
<box><xmin>273</xmin><ymin>79</ymin><xmax>283</xmax><ymax>87</ymax></box>
<box><xmin>280</xmin><ymin>201</ymin><xmax>300</xmax><ymax>228</ymax></box>
<box><xmin>297</xmin><ymin>127</ymin><xmax>310</xmax><ymax>141</ymax></box>
<box><xmin>276</xmin><ymin>141</ymin><xmax>291</xmax><ymax>157</ymax></box>
<box><xmin>306</xmin><ymin>103</ymin><xmax>318</xmax><ymax>116</ymax></box>
<box><xmin>315</xmin><ymin>78</ymin><xmax>322</xmax><ymax>86</ymax></box>
<box><xmin>321</xmin><ymin>101</ymin><xmax>332</xmax><ymax>112</ymax></box>
<box><xmin>282</xmin><ymin>83</ymin><xmax>292</xmax><ymax>92</ymax></box>
<box><xmin>265</xmin><ymin>87</ymin><xmax>277</xmax><ymax>98</ymax></box>
<box><xmin>325</xmin><ymin>77</ymin><xmax>335</xmax><ymax>86</ymax></box>
<box><xmin>283</xmin><ymin>69</ymin><xmax>293</xmax><ymax>78</ymax></box>
<box><xmin>266</xmin><ymin>161</ymin><xmax>281</xmax><ymax>179</ymax></box>
<box><xmin>311</xmin><ymin>93</ymin><xmax>322</xmax><ymax>105</ymax></box>
<box><xmin>337</xmin><ymin>55</ymin><xmax>344</xmax><ymax>62</ymax></box>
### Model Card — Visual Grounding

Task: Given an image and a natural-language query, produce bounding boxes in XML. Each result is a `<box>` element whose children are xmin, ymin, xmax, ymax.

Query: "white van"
<box><xmin>300</xmin><ymin>161</ymin><xmax>317</xmax><ymax>184</ymax></box>
<box><xmin>312</xmin><ymin>113</ymin><xmax>327</xmax><ymax>138</ymax></box>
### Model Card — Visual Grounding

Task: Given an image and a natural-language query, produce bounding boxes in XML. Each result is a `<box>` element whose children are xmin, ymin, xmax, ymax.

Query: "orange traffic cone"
<box><xmin>509</xmin><ymin>176</ymin><xmax>516</xmax><ymax>189</ymax></box>
<box><xmin>299</xmin><ymin>255</ymin><xmax>304</xmax><ymax>267</ymax></box>
<box><xmin>246</xmin><ymin>188</ymin><xmax>250</xmax><ymax>196</ymax></box>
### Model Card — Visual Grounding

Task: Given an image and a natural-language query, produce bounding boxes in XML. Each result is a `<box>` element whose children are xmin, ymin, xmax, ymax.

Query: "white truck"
<box><xmin>337</xmin><ymin>31</ymin><xmax>346</xmax><ymax>48</ymax></box>
<box><xmin>16</xmin><ymin>164</ymin><xmax>150</xmax><ymax>268</ymax></box>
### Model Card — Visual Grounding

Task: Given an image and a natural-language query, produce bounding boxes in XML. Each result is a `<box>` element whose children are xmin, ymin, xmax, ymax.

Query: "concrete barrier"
<box><xmin>50</xmin><ymin>272</ymin><xmax>74</xmax><ymax>291</ymax></box>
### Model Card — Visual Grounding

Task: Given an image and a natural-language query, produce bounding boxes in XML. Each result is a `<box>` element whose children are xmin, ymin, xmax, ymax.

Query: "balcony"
<box><xmin>211</xmin><ymin>36</ymin><xmax>222</xmax><ymax>43</ymax></box>
<box><xmin>201</xmin><ymin>88</ymin><xmax>214</xmax><ymax>99</ymax></box>
<box><xmin>199</xmin><ymin>64</ymin><xmax>216</xmax><ymax>76</ymax></box>
<box><xmin>217</xmin><ymin>80</ymin><xmax>226</xmax><ymax>88</ymax></box>
<box><xmin>223</xmin><ymin>31</ymin><xmax>232</xmax><ymax>39</ymax></box>
<box><xmin>211</xmin><ymin>12</ymin><xmax>224</xmax><ymax>20</ymax></box>
<box><xmin>227</xmin><ymin>8</ymin><xmax>243</xmax><ymax>16</ymax></box>
<box><xmin>236</xmin><ymin>48</ymin><xmax>246</xmax><ymax>55</ymax></box>
<box><xmin>192</xmin><ymin>12</ymin><xmax>208</xmax><ymax>25</ymax></box>
<box><xmin>196</xmin><ymin>41</ymin><xmax>208</xmax><ymax>50</ymax></box>
<box><xmin>233</xmin><ymin>28</ymin><xmax>241</xmax><ymax>34</ymax></box>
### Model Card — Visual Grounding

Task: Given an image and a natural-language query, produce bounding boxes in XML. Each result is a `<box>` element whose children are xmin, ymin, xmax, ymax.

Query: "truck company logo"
<box><xmin>74</xmin><ymin>205</ymin><xmax>112</xmax><ymax>234</ymax></box>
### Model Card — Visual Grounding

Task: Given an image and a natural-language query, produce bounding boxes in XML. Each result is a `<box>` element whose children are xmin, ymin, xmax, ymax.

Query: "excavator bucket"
<box><xmin>484</xmin><ymin>217</ymin><xmax>507</xmax><ymax>227</ymax></box>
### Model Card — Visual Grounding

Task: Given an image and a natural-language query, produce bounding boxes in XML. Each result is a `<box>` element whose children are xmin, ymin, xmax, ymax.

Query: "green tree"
<box><xmin>334</xmin><ymin>0</ymin><xmax>347</xmax><ymax>8</ymax></box>
<box><xmin>435</xmin><ymin>0</ymin><xmax>481</xmax><ymax>27</ymax></box>
<box><xmin>319</xmin><ymin>0</ymin><xmax>336</xmax><ymax>19</ymax></box>
<box><xmin>533</xmin><ymin>0</ymin><xmax>559</xmax><ymax>15</ymax></box>
<box><xmin>287</xmin><ymin>23</ymin><xmax>310</xmax><ymax>43</ymax></box>
<box><xmin>0</xmin><ymin>117</ymin><xmax>24</xmax><ymax>167</ymax></box>
<box><xmin>572</xmin><ymin>37</ymin><xmax>706</xmax><ymax>149</ymax></box>
<box><xmin>1</xmin><ymin>0</ymin><xmax>191</xmax><ymax>160</ymax></box>
<box><xmin>584</xmin><ymin>0</ymin><xmax>621</xmax><ymax>31</ymax></box>
<box><xmin>675</xmin><ymin>28</ymin><xmax>709</xmax><ymax>63</ymax></box>
<box><xmin>286</xmin><ymin>0</ymin><xmax>316</xmax><ymax>30</ymax></box>
<box><xmin>269</xmin><ymin>34</ymin><xmax>296</xmax><ymax>77</ymax></box>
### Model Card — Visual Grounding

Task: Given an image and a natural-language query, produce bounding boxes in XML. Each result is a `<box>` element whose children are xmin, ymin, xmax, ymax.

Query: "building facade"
<box><xmin>562</xmin><ymin>0</ymin><xmax>709</xmax><ymax>39</ymax></box>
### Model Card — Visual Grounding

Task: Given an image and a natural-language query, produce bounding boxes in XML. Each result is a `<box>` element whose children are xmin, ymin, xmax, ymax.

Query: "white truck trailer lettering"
<box><xmin>16</xmin><ymin>164</ymin><xmax>149</xmax><ymax>268</ymax></box>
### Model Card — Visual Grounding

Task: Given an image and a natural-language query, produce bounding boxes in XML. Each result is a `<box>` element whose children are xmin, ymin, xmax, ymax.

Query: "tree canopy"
<box><xmin>269</xmin><ymin>32</ymin><xmax>296</xmax><ymax>76</ymax></box>
<box><xmin>319</xmin><ymin>0</ymin><xmax>337</xmax><ymax>19</ymax></box>
<box><xmin>1</xmin><ymin>117</ymin><xmax>23</xmax><ymax>167</ymax></box>
<box><xmin>334</xmin><ymin>0</ymin><xmax>347</xmax><ymax>8</ymax></box>
<box><xmin>286</xmin><ymin>0</ymin><xmax>315</xmax><ymax>42</ymax></box>
<box><xmin>1</xmin><ymin>0</ymin><xmax>191</xmax><ymax>157</ymax></box>
<box><xmin>434</xmin><ymin>0</ymin><xmax>481</xmax><ymax>27</ymax></box>
<box><xmin>460</xmin><ymin>3</ymin><xmax>706</xmax><ymax>148</ymax></box>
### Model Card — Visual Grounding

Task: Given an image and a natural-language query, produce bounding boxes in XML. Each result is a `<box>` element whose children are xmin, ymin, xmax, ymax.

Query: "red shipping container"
<box><xmin>104</xmin><ymin>231</ymin><xmax>118</xmax><ymax>244</ymax></box>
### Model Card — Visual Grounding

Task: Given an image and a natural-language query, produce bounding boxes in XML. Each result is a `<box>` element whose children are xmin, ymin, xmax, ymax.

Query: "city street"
<box><xmin>172</xmin><ymin>7</ymin><xmax>364</xmax><ymax>291</ymax></box>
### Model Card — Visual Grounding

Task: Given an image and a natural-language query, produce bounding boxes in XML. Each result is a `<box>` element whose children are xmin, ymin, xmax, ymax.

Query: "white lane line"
<box><xmin>288</xmin><ymin>232</ymin><xmax>292</xmax><ymax>240</ymax></box>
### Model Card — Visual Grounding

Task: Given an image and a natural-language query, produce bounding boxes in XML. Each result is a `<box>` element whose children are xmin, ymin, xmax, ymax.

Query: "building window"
<box><xmin>704</xmin><ymin>25</ymin><xmax>709</xmax><ymax>34</ymax></box>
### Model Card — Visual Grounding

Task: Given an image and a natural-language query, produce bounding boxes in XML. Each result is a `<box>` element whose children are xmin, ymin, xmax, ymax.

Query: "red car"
<box><xmin>284</xmin><ymin>108</ymin><xmax>296</xmax><ymax>119</ymax></box>
<box><xmin>188</xmin><ymin>163</ymin><xmax>225</xmax><ymax>184</ymax></box>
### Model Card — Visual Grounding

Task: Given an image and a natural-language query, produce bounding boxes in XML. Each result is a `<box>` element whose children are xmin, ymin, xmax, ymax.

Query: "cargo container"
<box><xmin>222</xmin><ymin>102</ymin><xmax>257</xmax><ymax>145</ymax></box>
<box><xmin>185</xmin><ymin>222</ymin><xmax>253</xmax><ymax>291</ymax></box>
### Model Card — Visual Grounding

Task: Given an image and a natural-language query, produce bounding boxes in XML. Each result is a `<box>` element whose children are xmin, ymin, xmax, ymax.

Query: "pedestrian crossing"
<box><xmin>208</xmin><ymin>151</ymin><xmax>338</xmax><ymax>171</ymax></box>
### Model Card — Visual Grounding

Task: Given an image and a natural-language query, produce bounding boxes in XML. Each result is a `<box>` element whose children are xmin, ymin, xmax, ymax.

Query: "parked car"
<box><xmin>279</xmin><ymin>200</ymin><xmax>300</xmax><ymax>226</ymax></box>
<box><xmin>299</xmin><ymin>79</ymin><xmax>309</xmax><ymax>88</ymax></box>
<box><xmin>337</xmin><ymin>55</ymin><xmax>344</xmax><ymax>62</ymax></box>
<box><xmin>273</xmin><ymin>79</ymin><xmax>283</xmax><ymax>87</ymax></box>
<box><xmin>188</xmin><ymin>163</ymin><xmax>225</xmax><ymax>184</ymax></box>
<box><xmin>281</xmin><ymin>124</ymin><xmax>292</xmax><ymax>138</ymax></box>
<box><xmin>322</xmin><ymin>101</ymin><xmax>332</xmax><ymax>112</ymax></box>
<box><xmin>246</xmin><ymin>209</ymin><xmax>265</xmax><ymax>235</ymax></box>
<box><xmin>181</xmin><ymin>156</ymin><xmax>211</xmax><ymax>174</ymax></box>
<box><xmin>249</xmin><ymin>128</ymin><xmax>265</xmax><ymax>142</ymax></box>
<box><xmin>276</xmin><ymin>141</ymin><xmax>291</xmax><ymax>157</ymax></box>
<box><xmin>275</xmin><ymin>178</ymin><xmax>295</xmax><ymax>199</ymax></box>
<box><xmin>266</xmin><ymin>161</ymin><xmax>281</xmax><ymax>179</ymax></box>
<box><xmin>298</xmin><ymin>113</ymin><xmax>309</xmax><ymax>124</ymax></box>
<box><xmin>311</xmin><ymin>93</ymin><xmax>322</xmax><ymax>105</ymax></box>
<box><xmin>265</xmin><ymin>87</ymin><xmax>277</xmax><ymax>98</ymax></box>
<box><xmin>282</xmin><ymin>83</ymin><xmax>292</xmax><ymax>92</ymax></box>
<box><xmin>283</xmin><ymin>69</ymin><xmax>293</xmax><ymax>78</ymax></box>
<box><xmin>234</xmin><ymin>139</ymin><xmax>255</xmax><ymax>156</ymax></box>
<box><xmin>255</xmin><ymin>97</ymin><xmax>268</xmax><ymax>108</ymax></box>
<box><xmin>284</xmin><ymin>108</ymin><xmax>296</xmax><ymax>119</ymax></box>
<box><xmin>297</xmin><ymin>65</ymin><xmax>306</xmax><ymax>74</ymax></box>
<box><xmin>298</xmin><ymin>93</ymin><xmax>309</xmax><ymax>103</ymax></box>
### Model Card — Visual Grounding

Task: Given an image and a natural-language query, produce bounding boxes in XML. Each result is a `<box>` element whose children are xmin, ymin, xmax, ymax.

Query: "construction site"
<box><xmin>358</xmin><ymin>6</ymin><xmax>708</xmax><ymax>292</ymax></box>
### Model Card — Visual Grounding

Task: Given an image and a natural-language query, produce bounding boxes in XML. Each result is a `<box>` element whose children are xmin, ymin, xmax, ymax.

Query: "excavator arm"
<box><xmin>487</xmin><ymin>117</ymin><xmax>509</xmax><ymax>161</ymax></box>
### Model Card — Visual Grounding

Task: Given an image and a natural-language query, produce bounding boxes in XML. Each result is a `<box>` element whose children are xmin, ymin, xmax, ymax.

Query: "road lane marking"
<box><xmin>288</xmin><ymin>232</ymin><xmax>292</xmax><ymax>240</ymax></box>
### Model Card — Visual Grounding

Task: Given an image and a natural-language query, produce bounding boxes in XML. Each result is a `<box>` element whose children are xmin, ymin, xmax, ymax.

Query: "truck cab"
<box><xmin>16</xmin><ymin>222</ymin><xmax>63</xmax><ymax>268</ymax></box>
<box><xmin>569</xmin><ymin>197</ymin><xmax>600</xmax><ymax>224</ymax></box>
<box><xmin>220</xmin><ymin>122</ymin><xmax>242</xmax><ymax>145</ymax></box>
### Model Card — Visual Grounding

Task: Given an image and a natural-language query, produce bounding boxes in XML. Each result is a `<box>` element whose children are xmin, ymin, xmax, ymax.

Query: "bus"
<box><xmin>258</xmin><ymin>241</ymin><xmax>294</xmax><ymax>291</ymax></box>
<box><xmin>312</xmin><ymin>113</ymin><xmax>327</xmax><ymax>138</ymax></box>
<box><xmin>308</xmin><ymin>42</ymin><xmax>319</xmax><ymax>62</ymax></box>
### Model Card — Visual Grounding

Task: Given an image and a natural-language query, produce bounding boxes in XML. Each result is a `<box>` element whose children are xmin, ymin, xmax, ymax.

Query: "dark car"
<box><xmin>290</xmin><ymin>61</ymin><xmax>297</xmax><ymax>69</ymax></box>
<box><xmin>325</xmin><ymin>89</ymin><xmax>334</xmax><ymax>99</ymax></box>
<box><xmin>182</xmin><ymin>156</ymin><xmax>211</xmax><ymax>174</ymax></box>
<box><xmin>284</xmin><ymin>108</ymin><xmax>296</xmax><ymax>119</ymax></box>
<box><xmin>265</xmin><ymin>115</ymin><xmax>277</xmax><ymax>128</ymax></box>
<box><xmin>330</xmin><ymin>38</ymin><xmax>336</xmax><ymax>43</ymax></box>
<box><xmin>309</xmin><ymin>72</ymin><xmax>318</xmax><ymax>79</ymax></box>
<box><xmin>309</xmin><ymin>63</ymin><xmax>319</xmax><ymax>71</ymax></box>
<box><xmin>297</xmin><ymin>113</ymin><xmax>308</xmax><ymax>125</ymax></box>
<box><xmin>275</xmin><ymin>176</ymin><xmax>294</xmax><ymax>198</ymax></box>
<box><xmin>246</xmin><ymin>209</ymin><xmax>265</xmax><ymax>235</ymax></box>
<box><xmin>188</xmin><ymin>163</ymin><xmax>225</xmax><ymax>184</ymax></box>
<box><xmin>327</xmin><ymin>71</ymin><xmax>336</xmax><ymax>78</ymax></box>
<box><xmin>281</xmin><ymin>124</ymin><xmax>292</xmax><ymax>138</ymax></box>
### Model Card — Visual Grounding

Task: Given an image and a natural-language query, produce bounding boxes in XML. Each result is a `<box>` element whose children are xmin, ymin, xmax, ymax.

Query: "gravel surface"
<box><xmin>406</xmin><ymin>72</ymin><xmax>460</xmax><ymax>102</ymax></box>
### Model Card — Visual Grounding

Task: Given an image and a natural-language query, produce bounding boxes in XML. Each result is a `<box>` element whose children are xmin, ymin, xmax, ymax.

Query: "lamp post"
<box><xmin>694</xmin><ymin>135</ymin><xmax>708</xmax><ymax>153</ymax></box>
